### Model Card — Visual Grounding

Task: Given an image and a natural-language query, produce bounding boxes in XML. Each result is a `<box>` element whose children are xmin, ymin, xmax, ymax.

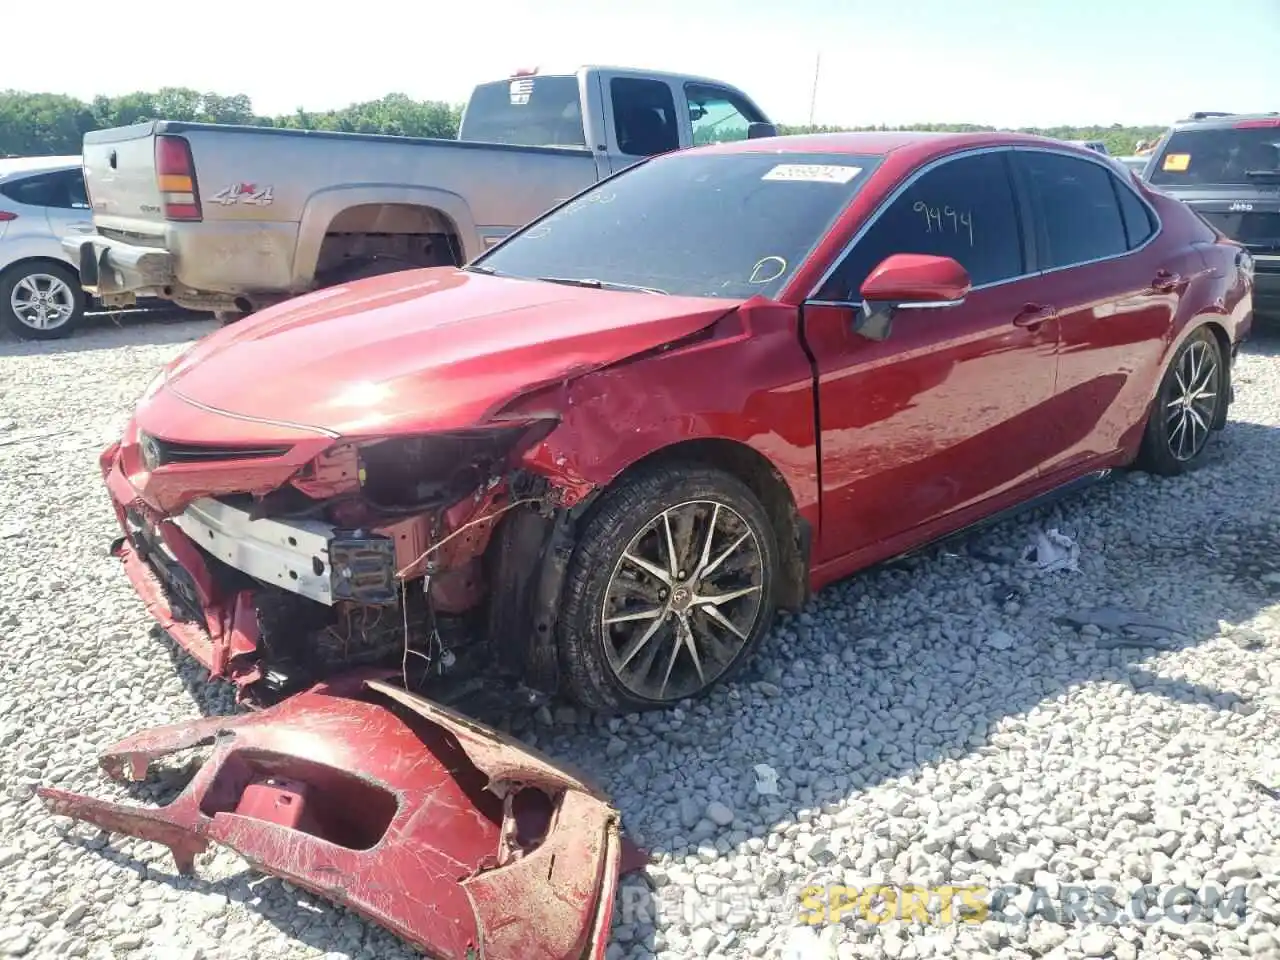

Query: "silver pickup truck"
<box><xmin>65</xmin><ymin>66</ymin><xmax>775</xmax><ymax>323</ymax></box>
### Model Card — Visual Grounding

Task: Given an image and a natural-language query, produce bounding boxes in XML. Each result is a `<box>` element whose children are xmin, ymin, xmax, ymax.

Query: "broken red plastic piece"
<box><xmin>39</xmin><ymin>673</ymin><xmax>648</xmax><ymax>959</ymax></box>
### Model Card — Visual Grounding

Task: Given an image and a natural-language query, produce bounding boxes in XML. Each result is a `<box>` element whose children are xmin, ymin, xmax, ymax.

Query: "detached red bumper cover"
<box><xmin>39</xmin><ymin>675</ymin><xmax>643</xmax><ymax>960</ymax></box>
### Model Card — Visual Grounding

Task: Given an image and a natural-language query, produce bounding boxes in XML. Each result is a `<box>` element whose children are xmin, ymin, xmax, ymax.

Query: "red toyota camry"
<box><xmin>100</xmin><ymin>131</ymin><xmax>1253</xmax><ymax>712</ymax></box>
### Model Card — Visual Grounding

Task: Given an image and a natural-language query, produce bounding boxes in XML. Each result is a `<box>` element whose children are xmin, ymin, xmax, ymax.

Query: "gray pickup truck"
<box><xmin>65</xmin><ymin>66</ymin><xmax>776</xmax><ymax>324</ymax></box>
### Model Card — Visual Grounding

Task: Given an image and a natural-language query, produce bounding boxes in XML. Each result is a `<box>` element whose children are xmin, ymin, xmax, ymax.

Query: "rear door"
<box><xmin>801</xmin><ymin>148</ymin><xmax>1061</xmax><ymax>562</ymax></box>
<box><xmin>41</xmin><ymin>168</ymin><xmax>94</xmax><ymax>239</ymax></box>
<box><xmin>0</xmin><ymin>167</ymin><xmax>92</xmax><ymax>244</ymax></box>
<box><xmin>1011</xmin><ymin>148</ymin><xmax>1184</xmax><ymax>476</ymax></box>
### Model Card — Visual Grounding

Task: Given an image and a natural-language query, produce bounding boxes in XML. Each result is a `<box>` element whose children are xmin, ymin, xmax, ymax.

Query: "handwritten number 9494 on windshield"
<box><xmin>914</xmin><ymin>201</ymin><xmax>974</xmax><ymax>246</ymax></box>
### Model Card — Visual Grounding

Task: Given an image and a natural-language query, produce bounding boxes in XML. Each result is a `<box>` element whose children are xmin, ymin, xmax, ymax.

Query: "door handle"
<box><xmin>1012</xmin><ymin>303</ymin><xmax>1057</xmax><ymax>328</ymax></box>
<box><xmin>1152</xmin><ymin>270</ymin><xmax>1182</xmax><ymax>292</ymax></box>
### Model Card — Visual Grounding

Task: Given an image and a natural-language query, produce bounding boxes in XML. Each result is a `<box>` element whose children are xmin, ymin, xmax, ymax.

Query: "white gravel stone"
<box><xmin>3</xmin><ymin>319</ymin><xmax>1280</xmax><ymax>960</ymax></box>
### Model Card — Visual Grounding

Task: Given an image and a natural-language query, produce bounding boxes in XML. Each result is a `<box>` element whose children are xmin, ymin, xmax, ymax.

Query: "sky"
<box><xmin>7</xmin><ymin>0</ymin><xmax>1279</xmax><ymax>129</ymax></box>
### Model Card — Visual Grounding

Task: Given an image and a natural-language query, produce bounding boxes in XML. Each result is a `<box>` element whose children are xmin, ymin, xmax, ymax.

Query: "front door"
<box><xmin>801</xmin><ymin>148</ymin><xmax>1062</xmax><ymax>562</ymax></box>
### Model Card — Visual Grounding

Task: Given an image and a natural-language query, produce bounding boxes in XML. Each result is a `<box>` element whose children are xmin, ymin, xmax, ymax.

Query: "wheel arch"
<box><xmin>584</xmin><ymin>436</ymin><xmax>811</xmax><ymax>612</ymax></box>
<box><xmin>291</xmin><ymin>186</ymin><xmax>480</xmax><ymax>288</ymax></box>
<box><xmin>0</xmin><ymin>255</ymin><xmax>81</xmax><ymax>281</ymax></box>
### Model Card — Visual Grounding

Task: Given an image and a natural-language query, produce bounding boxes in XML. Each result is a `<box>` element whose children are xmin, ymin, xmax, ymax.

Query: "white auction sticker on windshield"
<box><xmin>762</xmin><ymin>163</ymin><xmax>862</xmax><ymax>183</ymax></box>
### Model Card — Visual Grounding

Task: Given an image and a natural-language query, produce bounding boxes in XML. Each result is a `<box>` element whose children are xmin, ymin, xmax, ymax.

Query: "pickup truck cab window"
<box><xmin>477</xmin><ymin>151</ymin><xmax>880</xmax><ymax>299</ymax></box>
<box><xmin>1018</xmin><ymin>150</ymin><xmax>1129</xmax><ymax>269</ymax></box>
<box><xmin>816</xmin><ymin>150</ymin><xmax>1024</xmax><ymax>302</ymax></box>
<box><xmin>685</xmin><ymin>83</ymin><xmax>764</xmax><ymax>145</ymax></box>
<box><xmin>610</xmin><ymin>78</ymin><xmax>681</xmax><ymax>158</ymax></box>
<box><xmin>458</xmin><ymin>75</ymin><xmax>588</xmax><ymax>148</ymax></box>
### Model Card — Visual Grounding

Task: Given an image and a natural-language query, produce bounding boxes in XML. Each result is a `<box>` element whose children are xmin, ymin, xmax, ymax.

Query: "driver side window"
<box><xmin>817</xmin><ymin>151</ymin><xmax>1025</xmax><ymax>302</ymax></box>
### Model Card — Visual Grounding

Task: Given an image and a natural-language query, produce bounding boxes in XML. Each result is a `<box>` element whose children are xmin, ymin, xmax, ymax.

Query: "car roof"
<box><xmin>683</xmin><ymin>129</ymin><xmax>1100</xmax><ymax>162</ymax></box>
<box><xmin>1169</xmin><ymin>111</ymin><xmax>1280</xmax><ymax>131</ymax></box>
<box><xmin>0</xmin><ymin>155</ymin><xmax>81</xmax><ymax>181</ymax></box>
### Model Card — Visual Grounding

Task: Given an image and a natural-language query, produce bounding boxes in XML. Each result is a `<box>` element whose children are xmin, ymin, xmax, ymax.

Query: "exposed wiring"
<box><xmin>394</xmin><ymin>497</ymin><xmax>540</xmax><ymax>580</ymax></box>
<box><xmin>396</xmin><ymin>497</ymin><xmax>540</xmax><ymax>689</ymax></box>
<box><xmin>398</xmin><ymin>578</ymin><xmax>436</xmax><ymax>690</ymax></box>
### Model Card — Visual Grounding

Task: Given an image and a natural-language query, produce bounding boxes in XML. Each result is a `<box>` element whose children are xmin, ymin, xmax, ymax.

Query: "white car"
<box><xmin>0</xmin><ymin>156</ymin><xmax>94</xmax><ymax>340</ymax></box>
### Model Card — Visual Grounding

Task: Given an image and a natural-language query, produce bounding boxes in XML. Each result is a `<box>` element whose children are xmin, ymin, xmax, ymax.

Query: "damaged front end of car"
<box><xmin>38</xmin><ymin>673</ymin><xmax>647</xmax><ymax>960</ymax></box>
<box><xmin>101</xmin><ymin>409</ymin><xmax>595</xmax><ymax>707</ymax></box>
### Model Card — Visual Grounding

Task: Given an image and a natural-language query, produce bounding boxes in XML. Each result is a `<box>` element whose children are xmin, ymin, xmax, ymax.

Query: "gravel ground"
<box><xmin>1</xmin><ymin>318</ymin><xmax>1279</xmax><ymax>960</ymax></box>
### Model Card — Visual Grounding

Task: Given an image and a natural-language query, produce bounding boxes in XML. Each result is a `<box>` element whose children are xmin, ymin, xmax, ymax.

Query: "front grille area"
<box><xmin>139</xmin><ymin>432</ymin><xmax>292</xmax><ymax>468</ymax></box>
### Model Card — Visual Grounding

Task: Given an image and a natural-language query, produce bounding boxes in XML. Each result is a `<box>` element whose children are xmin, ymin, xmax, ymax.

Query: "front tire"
<box><xmin>0</xmin><ymin>261</ymin><xmax>85</xmax><ymax>340</ymax></box>
<box><xmin>1136</xmin><ymin>326</ymin><xmax>1226</xmax><ymax>475</ymax></box>
<box><xmin>557</xmin><ymin>464</ymin><xmax>780</xmax><ymax>713</ymax></box>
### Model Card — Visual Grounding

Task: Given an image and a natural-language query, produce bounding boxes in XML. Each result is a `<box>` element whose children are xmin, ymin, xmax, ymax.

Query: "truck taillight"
<box><xmin>155</xmin><ymin>135</ymin><xmax>202</xmax><ymax>222</ymax></box>
<box><xmin>0</xmin><ymin>211</ymin><xmax>17</xmax><ymax>222</ymax></box>
<box><xmin>1235</xmin><ymin>118</ymin><xmax>1280</xmax><ymax>129</ymax></box>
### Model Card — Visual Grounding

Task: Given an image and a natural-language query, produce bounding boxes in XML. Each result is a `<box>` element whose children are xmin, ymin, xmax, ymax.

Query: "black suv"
<box><xmin>1144</xmin><ymin>111</ymin><xmax>1280</xmax><ymax>323</ymax></box>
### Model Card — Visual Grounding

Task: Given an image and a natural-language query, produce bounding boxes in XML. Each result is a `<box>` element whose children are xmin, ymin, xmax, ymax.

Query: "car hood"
<box><xmin>164</xmin><ymin>268</ymin><xmax>742</xmax><ymax>437</ymax></box>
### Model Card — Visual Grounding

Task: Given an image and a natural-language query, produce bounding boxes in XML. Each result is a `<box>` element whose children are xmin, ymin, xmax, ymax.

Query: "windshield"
<box><xmin>1149</xmin><ymin>125</ymin><xmax>1280</xmax><ymax>186</ymax></box>
<box><xmin>458</xmin><ymin>76</ymin><xmax>587</xmax><ymax>148</ymax></box>
<box><xmin>474</xmin><ymin>151</ymin><xmax>881</xmax><ymax>299</ymax></box>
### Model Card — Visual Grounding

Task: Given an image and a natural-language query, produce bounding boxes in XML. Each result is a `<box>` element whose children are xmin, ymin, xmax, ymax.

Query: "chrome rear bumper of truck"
<box><xmin>63</xmin><ymin>233</ymin><xmax>175</xmax><ymax>299</ymax></box>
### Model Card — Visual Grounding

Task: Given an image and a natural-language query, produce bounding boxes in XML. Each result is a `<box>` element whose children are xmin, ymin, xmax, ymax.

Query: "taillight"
<box><xmin>1235</xmin><ymin>118</ymin><xmax>1280</xmax><ymax>129</ymax></box>
<box><xmin>154</xmin><ymin>135</ymin><xmax>202</xmax><ymax>222</ymax></box>
<box><xmin>0</xmin><ymin>211</ymin><xmax>16</xmax><ymax>222</ymax></box>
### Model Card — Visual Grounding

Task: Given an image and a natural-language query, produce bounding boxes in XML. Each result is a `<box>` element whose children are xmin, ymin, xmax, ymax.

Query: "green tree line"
<box><xmin>0</xmin><ymin>87</ymin><xmax>1165</xmax><ymax>159</ymax></box>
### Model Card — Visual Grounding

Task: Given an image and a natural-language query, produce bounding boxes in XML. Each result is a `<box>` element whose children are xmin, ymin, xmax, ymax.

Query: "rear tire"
<box><xmin>557</xmin><ymin>464</ymin><xmax>779</xmax><ymax>713</ymax></box>
<box><xmin>0</xmin><ymin>261</ymin><xmax>85</xmax><ymax>340</ymax></box>
<box><xmin>1136</xmin><ymin>326</ymin><xmax>1226</xmax><ymax>475</ymax></box>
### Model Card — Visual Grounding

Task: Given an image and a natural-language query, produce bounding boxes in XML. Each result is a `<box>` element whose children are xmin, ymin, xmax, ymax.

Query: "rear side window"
<box><xmin>1113</xmin><ymin>179</ymin><xmax>1156</xmax><ymax>249</ymax></box>
<box><xmin>1149</xmin><ymin>126</ymin><xmax>1280</xmax><ymax>186</ymax></box>
<box><xmin>817</xmin><ymin>150</ymin><xmax>1024</xmax><ymax>301</ymax></box>
<box><xmin>458</xmin><ymin>76</ymin><xmax>587</xmax><ymax>148</ymax></box>
<box><xmin>0</xmin><ymin>169</ymin><xmax>88</xmax><ymax>209</ymax></box>
<box><xmin>1019</xmin><ymin>152</ymin><xmax>1127</xmax><ymax>269</ymax></box>
<box><xmin>611</xmin><ymin>78</ymin><xmax>680</xmax><ymax>158</ymax></box>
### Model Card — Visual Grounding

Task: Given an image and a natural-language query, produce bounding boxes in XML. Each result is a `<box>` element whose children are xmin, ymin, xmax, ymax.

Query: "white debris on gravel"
<box><xmin>2</xmin><ymin>318</ymin><xmax>1280</xmax><ymax>960</ymax></box>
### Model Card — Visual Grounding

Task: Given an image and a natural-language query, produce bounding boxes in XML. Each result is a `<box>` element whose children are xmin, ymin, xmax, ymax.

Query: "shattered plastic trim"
<box><xmin>39</xmin><ymin>673</ymin><xmax>647</xmax><ymax>960</ymax></box>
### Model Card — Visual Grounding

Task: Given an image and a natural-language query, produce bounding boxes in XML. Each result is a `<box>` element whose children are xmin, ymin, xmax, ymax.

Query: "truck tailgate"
<box><xmin>82</xmin><ymin>123</ymin><xmax>169</xmax><ymax>238</ymax></box>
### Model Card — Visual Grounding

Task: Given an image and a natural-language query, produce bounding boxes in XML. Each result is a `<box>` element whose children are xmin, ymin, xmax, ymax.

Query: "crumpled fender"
<box><xmin>38</xmin><ymin>672</ymin><xmax>648</xmax><ymax>960</ymax></box>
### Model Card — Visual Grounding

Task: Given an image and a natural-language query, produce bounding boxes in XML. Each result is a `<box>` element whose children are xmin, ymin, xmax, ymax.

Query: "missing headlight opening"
<box><xmin>127</xmin><ymin>420</ymin><xmax>578</xmax><ymax>708</ymax></box>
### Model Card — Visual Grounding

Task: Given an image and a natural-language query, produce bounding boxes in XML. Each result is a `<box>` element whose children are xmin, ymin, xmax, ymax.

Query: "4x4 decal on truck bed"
<box><xmin>209</xmin><ymin>183</ymin><xmax>274</xmax><ymax>206</ymax></box>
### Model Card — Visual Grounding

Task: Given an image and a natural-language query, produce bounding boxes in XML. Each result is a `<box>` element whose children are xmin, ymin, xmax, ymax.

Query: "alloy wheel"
<box><xmin>10</xmin><ymin>273</ymin><xmax>75</xmax><ymax>331</ymax></box>
<box><xmin>1165</xmin><ymin>339</ymin><xmax>1220</xmax><ymax>462</ymax></box>
<box><xmin>600</xmin><ymin>499</ymin><xmax>766</xmax><ymax>702</ymax></box>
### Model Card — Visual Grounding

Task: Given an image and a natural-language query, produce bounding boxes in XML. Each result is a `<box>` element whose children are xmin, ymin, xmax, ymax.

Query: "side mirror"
<box><xmin>746</xmin><ymin>122</ymin><xmax>778</xmax><ymax>140</ymax></box>
<box><xmin>853</xmin><ymin>254</ymin><xmax>971</xmax><ymax>341</ymax></box>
